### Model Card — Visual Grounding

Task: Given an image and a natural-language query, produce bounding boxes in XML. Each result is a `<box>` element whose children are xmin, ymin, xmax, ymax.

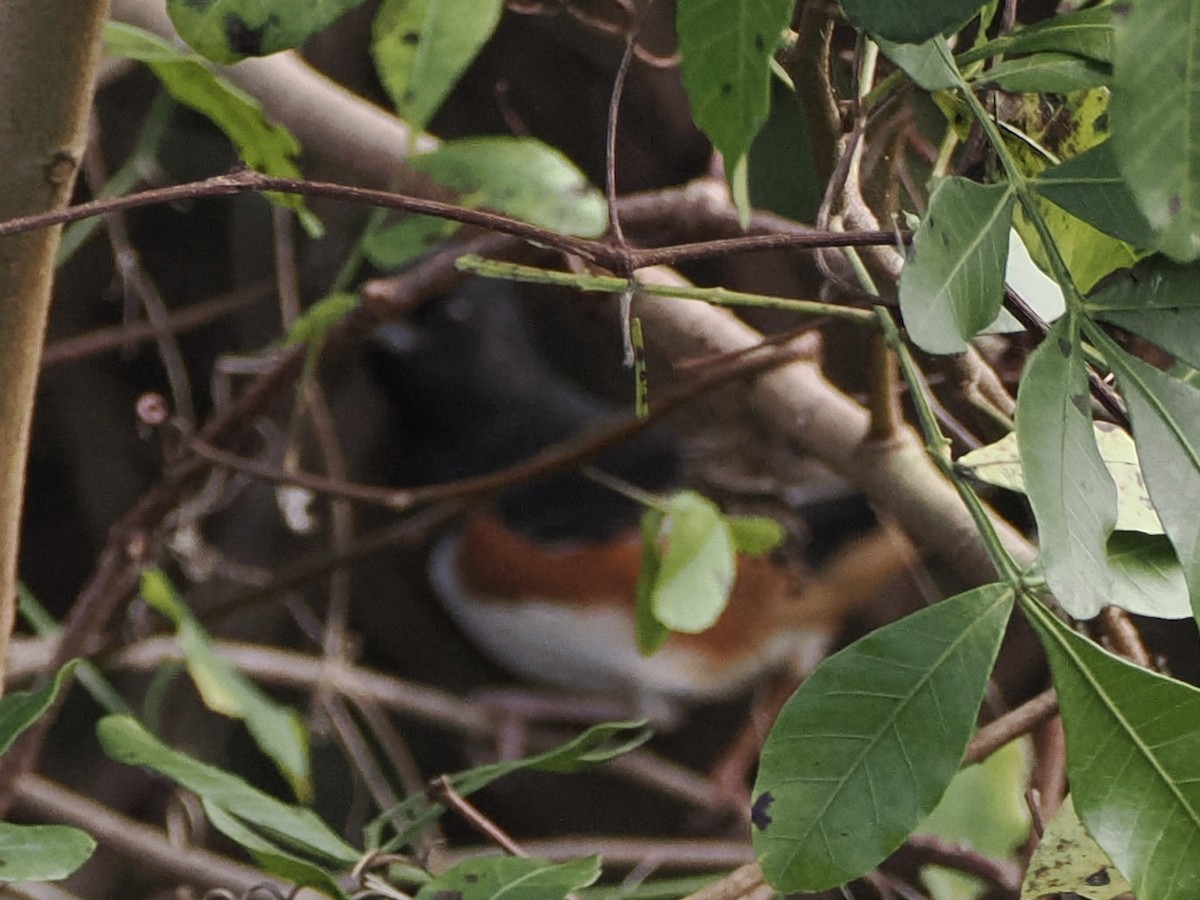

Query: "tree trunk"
<box><xmin>0</xmin><ymin>0</ymin><xmax>112</xmax><ymax>690</ymax></box>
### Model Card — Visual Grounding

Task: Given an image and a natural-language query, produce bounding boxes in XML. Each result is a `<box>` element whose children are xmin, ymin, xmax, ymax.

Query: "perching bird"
<box><xmin>367</xmin><ymin>278</ymin><xmax>910</xmax><ymax>719</ymax></box>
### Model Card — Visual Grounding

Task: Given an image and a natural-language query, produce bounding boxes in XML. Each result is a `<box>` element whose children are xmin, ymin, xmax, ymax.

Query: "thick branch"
<box><xmin>0</xmin><ymin>0</ymin><xmax>110</xmax><ymax>691</ymax></box>
<box><xmin>632</xmin><ymin>267</ymin><xmax>1036</xmax><ymax>586</ymax></box>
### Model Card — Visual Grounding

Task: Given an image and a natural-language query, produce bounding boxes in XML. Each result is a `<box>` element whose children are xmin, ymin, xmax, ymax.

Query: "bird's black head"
<box><xmin>367</xmin><ymin>278</ymin><xmax>680</xmax><ymax>540</ymax></box>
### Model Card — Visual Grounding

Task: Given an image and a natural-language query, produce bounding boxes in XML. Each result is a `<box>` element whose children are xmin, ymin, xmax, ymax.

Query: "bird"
<box><xmin>367</xmin><ymin>277</ymin><xmax>913</xmax><ymax>722</ymax></box>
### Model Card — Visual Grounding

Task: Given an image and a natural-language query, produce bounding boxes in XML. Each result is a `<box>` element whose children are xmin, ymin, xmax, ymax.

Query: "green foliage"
<box><xmin>638</xmin><ymin>491</ymin><xmax>734</xmax><ymax>636</ymax></box>
<box><xmin>0</xmin><ymin>662</ymin><xmax>96</xmax><ymax>881</ymax></box>
<box><xmin>1015</xmin><ymin>316</ymin><xmax>1117</xmax><ymax>619</ymax></box>
<box><xmin>371</xmin><ymin>0</ymin><xmax>504</xmax><ymax>134</ymax></box>
<box><xmin>1085</xmin><ymin>257</ymin><xmax>1200</xmax><ymax>370</ymax></box>
<box><xmin>1031</xmin><ymin>141</ymin><xmax>1155</xmax><ymax>248</ymax></box>
<box><xmin>1111</xmin><ymin>0</ymin><xmax>1200</xmax><ymax>260</ymax></box>
<box><xmin>899</xmin><ymin>177</ymin><xmax>1015</xmax><ymax>353</ymax></box>
<box><xmin>1102</xmin><ymin>340</ymin><xmax>1200</xmax><ymax>609</ymax></box>
<box><xmin>0</xmin><ymin>661</ymin><xmax>77</xmax><ymax>756</ymax></box>
<box><xmin>413</xmin><ymin>855</ymin><xmax>601</xmax><ymax>900</ymax></box>
<box><xmin>840</xmin><ymin>0</ymin><xmax>984</xmax><ymax>45</ymax></box>
<box><xmin>917</xmin><ymin>739</ymin><xmax>1030</xmax><ymax>900</ymax></box>
<box><xmin>166</xmin><ymin>0</ymin><xmax>368</xmax><ymax>64</ymax></box>
<box><xmin>284</xmin><ymin>292</ymin><xmax>359</xmax><ymax>346</ymax></box>
<box><xmin>0</xmin><ymin>824</ymin><xmax>97</xmax><ymax>882</ymax></box>
<box><xmin>103</xmin><ymin>22</ymin><xmax>321</xmax><ymax>235</ymax></box>
<box><xmin>633</xmin><ymin>490</ymin><xmax>784</xmax><ymax>654</ymax></box>
<box><xmin>365</xmin><ymin>137</ymin><xmax>607</xmax><ymax>270</ymax></box>
<box><xmin>23</xmin><ymin>1</ymin><xmax>1200</xmax><ymax>896</ymax></box>
<box><xmin>752</xmin><ymin>583</ymin><xmax>1014</xmax><ymax>891</ymax></box>
<box><xmin>995</xmin><ymin>6</ymin><xmax>1113</xmax><ymax>65</ymax></box>
<box><xmin>675</xmin><ymin>0</ymin><xmax>794</xmax><ymax>167</ymax></box>
<box><xmin>99</xmin><ymin>716</ymin><xmax>357</xmax><ymax>877</ymax></box>
<box><xmin>139</xmin><ymin>569</ymin><xmax>312</xmax><ymax>801</ymax></box>
<box><xmin>1023</xmin><ymin>596</ymin><xmax>1200</xmax><ymax>899</ymax></box>
<box><xmin>368</xmin><ymin>720</ymin><xmax>652</xmax><ymax>852</ymax></box>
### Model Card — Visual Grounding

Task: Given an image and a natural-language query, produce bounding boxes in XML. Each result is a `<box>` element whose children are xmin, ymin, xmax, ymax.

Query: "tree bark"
<box><xmin>0</xmin><ymin>0</ymin><xmax>112</xmax><ymax>690</ymax></box>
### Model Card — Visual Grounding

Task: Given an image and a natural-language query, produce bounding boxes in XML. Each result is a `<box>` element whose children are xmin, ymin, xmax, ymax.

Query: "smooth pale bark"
<box><xmin>0</xmin><ymin>0</ymin><xmax>111</xmax><ymax>690</ymax></box>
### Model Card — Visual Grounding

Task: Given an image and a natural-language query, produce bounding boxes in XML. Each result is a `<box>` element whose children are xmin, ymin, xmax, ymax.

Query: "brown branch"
<box><xmin>963</xmin><ymin>687</ymin><xmax>1058</xmax><ymax>767</ymax></box>
<box><xmin>0</xmin><ymin>169</ymin><xmax>905</xmax><ymax>273</ymax></box>
<box><xmin>0</xmin><ymin>342</ymin><xmax>308</xmax><ymax>811</ymax></box>
<box><xmin>887</xmin><ymin>833</ymin><xmax>1022</xmax><ymax>894</ymax></box>
<box><xmin>40</xmin><ymin>280</ymin><xmax>273</xmax><ymax>368</ymax></box>
<box><xmin>12</xmin><ymin>774</ymin><xmax>325</xmax><ymax>898</ymax></box>
<box><xmin>431</xmin><ymin>775</ymin><xmax>529</xmax><ymax>858</ymax></box>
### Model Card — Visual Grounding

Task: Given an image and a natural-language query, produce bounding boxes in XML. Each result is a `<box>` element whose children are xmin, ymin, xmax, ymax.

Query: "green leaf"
<box><xmin>371</xmin><ymin>721</ymin><xmax>651</xmax><ymax>852</ymax></box>
<box><xmin>959</xmin><ymin>427</ymin><xmax>1186</xmax><ymax>619</ymax></box>
<box><xmin>414</xmin><ymin>855</ymin><xmax>602</xmax><ymax>900</ymax></box>
<box><xmin>1015</xmin><ymin>201</ymin><xmax>1140</xmax><ymax>296</ymax></box>
<box><xmin>747</xmin><ymin>81</ymin><xmax>822</xmax><ymax>222</ymax></box>
<box><xmin>726</xmin><ymin>515</ymin><xmax>785</xmax><ymax>555</ymax></box>
<box><xmin>675</xmin><ymin>0</ymin><xmax>794</xmax><ymax>165</ymax></box>
<box><xmin>140</xmin><ymin>570</ymin><xmax>312</xmax><ymax>801</ymax></box>
<box><xmin>97</xmin><ymin>715</ymin><xmax>356</xmax><ymax>866</ymax></box>
<box><xmin>363</xmin><ymin>214</ymin><xmax>459</xmax><ymax>270</ymax></box>
<box><xmin>202</xmin><ymin>803</ymin><xmax>349</xmax><ymax>897</ymax></box>
<box><xmin>980</xmin><ymin>52</ymin><xmax>1110</xmax><ymax>93</ymax></box>
<box><xmin>284</xmin><ymin>292</ymin><xmax>359</xmax><ymax>346</ymax></box>
<box><xmin>1110</xmin><ymin>0</ymin><xmax>1200</xmax><ymax>261</ymax></box>
<box><xmin>166</xmin><ymin>0</ymin><xmax>369</xmax><ymax>64</ymax></box>
<box><xmin>840</xmin><ymin>0</ymin><xmax>983</xmax><ymax>44</ymax></box>
<box><xmin>0</xmin><ymin>823</ymin><xmax>96</xmax><ymax>881</ymax></box>
<box><xmin>917</xmin><ymin>739</ymin><xmax>1030</xmax><ymax>900</ymax></box>
<box><xmin>635</xmin><ymin>508</ymin><xmax>671</xmax><ymax>655</ymax></box>
<box><xmin>877</xmin><ymin>38</ymin><xmax>959</xmax><ymax>91</ymax></box>
<box><xmin>752</xmin><ymin>583</ymin><xmax>1015</xmax><ymax>892</ymax></box>
<box><xmin>103</xmin><ymin>22</ymin><xmax>321</xmax><ymax>236</ymax></box>
<box><xmin>1023</xmin><ymin>595</ymin><xmax>1200</xmax><ymax>900</ymax></box>
<box><xmin>1020</xmin><ymin>795</ymin><xmax>1132</xmax><ymax>900</ymax></box>
<box><xmin>645</xmin><ymin>491</ymin><xmax>734</xmax><ymax>634</ymax></box>
<box><xmin>1086</xmin><ymin>258</ymin><xmax>1200</xmax><ymax>370</ymax></box>
<box><xmin>0</xmin><ymin>661</ymin><xmax>77</xmax><ymax>756</ymax></box>
<box><xmin>409</xmin><ymin>137</ymin><xmax>607</xmax><ymax>236</ymax></box>
<box><xmin>899</xmin><ymin>177</ymin><xmax>1015</xmax><ymax>353</ymax></box>
<box><xmin>998</xmin><ymin>6</ymin><xmax>1114</xmax><ymax>65</ymax></box>
<box><xmin>1032</xmin><ymin>141</ymin><xmax>1155</xmax><ymax>248</ymax></box>
<box><xmin>1016</xmin><ymin>318</ymin><xmax>1118</xmax><ymax>619</ymax></box>
<box><xmin>371</xmin><ymin>0</ymin><xmax>504</xmax><ymax>133</ymax></box>
<box><xmin>1107</xmin><ymin>531</ymin><xmax>1190</xmax><ymax>620</ymax></box>
<box><xmin>1104</xmin><ymin>344</ymin><xmax>1200</xmax><ymax>606</ymax></box>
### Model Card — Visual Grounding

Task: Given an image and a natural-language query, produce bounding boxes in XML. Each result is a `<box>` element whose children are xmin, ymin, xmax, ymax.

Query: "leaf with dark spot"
<box><xmin>1085</xmin><ymin>868</ymin><xmax>1112</xmax><ymax>886</ymax></box>
<box><xmin>750</xmin><ymin>792</ymin><xmax>774</xmax><ymax>830</ymax></box>
<box><xmin>224</xmin><ymin>15</ymin><xmax>265</xmax><ymax>55</ymax></box>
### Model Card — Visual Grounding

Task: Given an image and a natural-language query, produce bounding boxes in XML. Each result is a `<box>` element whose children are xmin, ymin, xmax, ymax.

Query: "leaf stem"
<box><xmin>457</xmin><ymin>256</ymin><xmax>878</xmax><ymax>323</ymax></box>
<box><xmin>876</xmin><ymin>308</ymin><xmax>1023</xmax><ymax>586</ymax></box>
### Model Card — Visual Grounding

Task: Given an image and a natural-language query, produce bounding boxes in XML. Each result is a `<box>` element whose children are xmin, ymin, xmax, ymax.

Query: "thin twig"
<box><xmin>12</xmin><ymin>775</ymin><xmax>322</xmax><ymax>898</ymax></box>
<box><xmin>963</xmin><ymin>687</ymin><xmax>1057</xmax><ymax>766</ymax></box>
<box><xmin>430</xmin><ymin>776</ymin><xmax>528</xmax><ymax>857</ymax></box>
<box><xmin>889</xmin><ymin>833</ymin><xmax>1022</xmax><ymax>895</ymax></box>
<box><xmin>83</xmin><ymin>120</ymin><xmax>196</xmax><ymax>424</ymax></box>
<box><xmin>40</xmin><ymin>281</ymin><xmax>273</xmax><ymax>368</ymax></box>
<box><xmin>188</xmin><ymin>334</ymin><xmax>819</xmax><ymax>514</ymax></box>
<box><xmin>0</xmin><ymin>169</ymin><xmax>904</xmax><ymax>272</ymax></box>
<box><xmin>321</xmin><ymin>694</ymin><xmax>404</xmax><ymax>820</ymax></box>
<box><xmin>1098</xmin><ymin>606</ymin><xmax>1153</xmax><ymax>668</ymax></box>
